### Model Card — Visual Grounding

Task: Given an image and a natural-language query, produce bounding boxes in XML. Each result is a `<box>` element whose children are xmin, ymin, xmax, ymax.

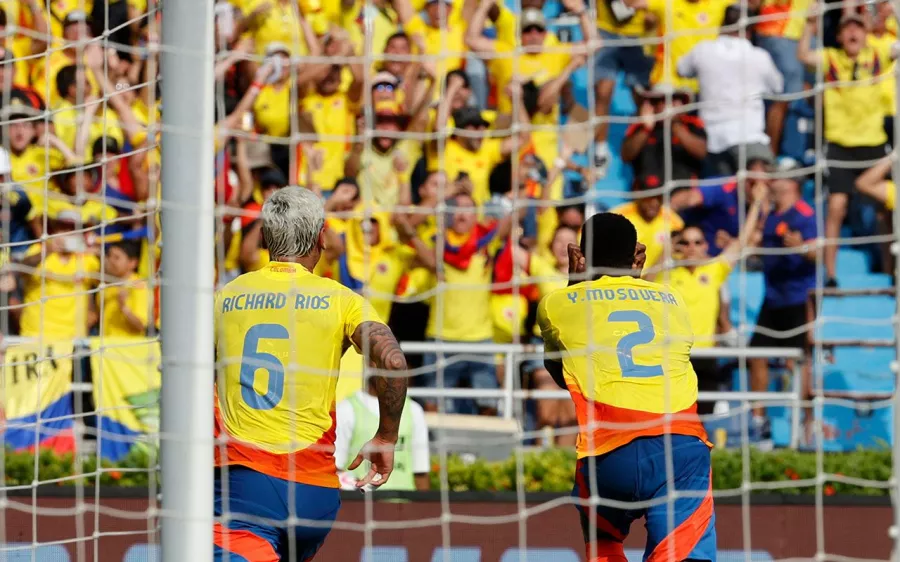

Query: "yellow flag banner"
<box><xmin>88</xmin><ymin>338</ymin><xmax>161</xmax><ymax>462</ymax></box>
<box><xmin>3</xmin><ymin>341</ymin><xmax>75</xmax><ymax>453</ymax></box>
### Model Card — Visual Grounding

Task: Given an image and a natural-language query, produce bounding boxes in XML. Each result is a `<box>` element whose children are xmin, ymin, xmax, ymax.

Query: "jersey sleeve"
<box><xmin>537</xmin><ymin>296</ymin><xmax>561</xmax><ymax>356</ymax></box>
<box><xmin>342</xmin><ymin>289</ymin><xmax>383</xmax><ymax>352</ymax></box>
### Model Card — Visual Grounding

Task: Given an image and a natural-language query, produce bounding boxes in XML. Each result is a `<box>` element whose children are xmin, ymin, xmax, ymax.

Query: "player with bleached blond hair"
<box><xmin>213</xmin><ymin>187</ymin><xmax>408</xmax><ymax>561</ymax></box>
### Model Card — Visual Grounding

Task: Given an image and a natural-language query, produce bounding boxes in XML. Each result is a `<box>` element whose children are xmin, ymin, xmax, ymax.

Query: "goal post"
<box><xmin>159</xmin><ymin>0</ymin><xmax>215</xmax><ymax>559</ymax></box>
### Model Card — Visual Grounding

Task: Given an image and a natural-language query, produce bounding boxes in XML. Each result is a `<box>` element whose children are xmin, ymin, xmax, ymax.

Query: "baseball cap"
<box><xmin>372</xmin><ymin>71</ymin><xmax>399</xmax><ymax>88</ymax></box>
<box><xmin>0</xmin><ymin>98</ymin><xmax>40</xmax><ymax>121</ymax></box>
<box><xmin>453</xmin><ymin>106</ymin><xmax>489</xmax><ymax>129</ymax></box>
<box><xmin>0</xmin><ymin>147</ymin><xmax>11</xmax><ymax>176</ymax></box>
<box><xmin>839</xmin><ymin>12</ymin><xmax>866</xmax><ymax>28</ymax></box>
<box><xmin>775</xmin><ymin>156</ymin><xmax>811</xmax><ymax>183</ymax></box>
<box><xmin>63</xmin><ymin>10</ymin><xmax>89</xmax><ymax>27</ymax></box>
<box><xmin>520</xmin><ymin>8</ymin><xmax>547</xmax><ymax>30</ymax></box>
<box><xmin>265</xmin><ymin>42</ymin><xmax>290</xmax><ymax>57</ymax></box>
<box><xmin>744</xmin><ymin>143</ymin><xmax>775</xmax><ymax>167</ymax></box>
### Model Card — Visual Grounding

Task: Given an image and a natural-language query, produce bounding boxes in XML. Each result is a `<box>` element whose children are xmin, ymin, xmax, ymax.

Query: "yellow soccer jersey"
<box><xmin>537</xmin><ymin>275</ymin><xmax>708</xmax><ymax>458</ymax></box>
<box><xmin>213</xmin><ymin>260</ymin><xmax>381</xmax><ymax>487</ymax></box>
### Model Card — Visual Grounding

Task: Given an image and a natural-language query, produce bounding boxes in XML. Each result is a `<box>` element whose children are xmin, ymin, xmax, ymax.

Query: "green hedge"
<box><xmin>430</xmin><ymin>448</ymin><xmax>893</xmax><ymax>495</ymax></box>
<box><xmin>2</xmin><ymin>448</ymin><xmax>892</xmax><ymax>495</ymax></box>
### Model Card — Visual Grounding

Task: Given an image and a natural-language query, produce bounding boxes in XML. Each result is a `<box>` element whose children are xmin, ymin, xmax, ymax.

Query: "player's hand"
<box><xmin>632</xmin><ymin>241</ymin><xmax>647</xmax><ymax>276</ymax></box>
<box><xmin>567</xmin><ymin>243</ymin><xmax>585</xmax><ymax>276</ymax></box>
<box><xmin>348</xmin><ymin>435</ymin><xmax>396</xmax><ymax>489</ymax></box>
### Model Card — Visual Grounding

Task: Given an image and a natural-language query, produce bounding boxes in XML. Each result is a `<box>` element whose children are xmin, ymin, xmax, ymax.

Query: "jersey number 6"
<box><xmin>240</xmin><ymin>323</ymin><xmax>289</xmax><ymax>410</ymax></box>
<box><xmin>608</xmin><ymin>310</ymin><xmax>664</xmax><ymax>378</ymax></box>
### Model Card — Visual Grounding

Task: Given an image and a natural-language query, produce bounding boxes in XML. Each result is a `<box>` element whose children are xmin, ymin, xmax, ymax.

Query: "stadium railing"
<box><xmin>399</xmin><ymin>341</ymin><xmax>804</xmax><ymax>448</ymax></box>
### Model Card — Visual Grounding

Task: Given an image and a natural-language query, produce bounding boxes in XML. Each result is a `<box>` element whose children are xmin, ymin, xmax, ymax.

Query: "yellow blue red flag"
<box><xmin>2</xmin><ymin>342</ymin><xmax>76</xmax><ymax>454</ymax></box>
<box><xmin>88</xmin><ymin>338</ymin><xmax>161</xmax><ymax>461</ymax></box>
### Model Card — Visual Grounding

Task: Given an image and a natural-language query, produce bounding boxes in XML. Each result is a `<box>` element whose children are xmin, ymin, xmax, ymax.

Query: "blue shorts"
<box><xmin>213</xmin><ymin>467</ymin><xmax>341</xmax><ymax>562</ymax></box>
<box><xmin>593</xmin><ymin>29</ymin><xmax>653</xmax><ymax>86</ymax></box>
<box><xmin>573</xmin><ymin>435</ymin><xmax>716</xmax><ymax>562</ymax></box>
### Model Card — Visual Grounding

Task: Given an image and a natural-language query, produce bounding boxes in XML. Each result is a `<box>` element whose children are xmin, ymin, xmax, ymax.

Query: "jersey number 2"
<box><xmin>608</xmin><ymin>310</ymin><xmax>663</xmax><ymax>378</ymax></box>
<box><xmin>240</xmin><ymin>323</ymin><xmax>289</xmax><ymax>410</ymax></box>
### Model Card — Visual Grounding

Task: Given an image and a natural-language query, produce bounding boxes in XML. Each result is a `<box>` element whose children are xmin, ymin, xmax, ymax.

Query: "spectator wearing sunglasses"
<box><xmin>659</xmin><ymin>180</ymin><xmax>765</xmax><ymax>415</ymax></box>
<box><xmin>798</xmin><ymin>12</ymin><xmax>898</xmax><ymax>287</ymax></box>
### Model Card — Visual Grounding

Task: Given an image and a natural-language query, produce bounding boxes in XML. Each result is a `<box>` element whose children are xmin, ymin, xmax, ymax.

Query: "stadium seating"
<box><xmin>3</xmin><ymin>544</ymin><xmax>71</xmax><ymax>561</ymax></box>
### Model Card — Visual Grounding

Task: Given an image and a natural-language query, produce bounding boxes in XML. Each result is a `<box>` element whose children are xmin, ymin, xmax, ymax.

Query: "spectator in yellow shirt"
<box><xmin>612</xmin><ymin>177</ymin><xmax>685</xmax><ymax>276</ymax></box>
<box><xmin>298</xmin><ymin>36</ymin><xmax>363</xmax><ymax>194</ymax></box>
<box><xmin>0</xmin><ymin>0</ymin><xmax>49</xmax><ymax>89</ymax></box>
<box><xmin>396</xmin><ymin>0</ymin><xmax>475</xmax><ymax>81</ymax></box>
<box><xmin>32</xmin><ymin>10</ymin><xmax>97</xmax><ymax>108</ymax></box>
<box><xmin>18</xmin><ymin>209</ymin><xmax>101</xmax><ymax>340</ymax></box>
<box><xmin>798</xmin><ymin>12</ymin><xmax>898</xmax><ymax>286</ymax></box>
<box><xmin>91</xmin><ymin>240</ymin><xmax>149</xmax><ymax>337</ymax></box>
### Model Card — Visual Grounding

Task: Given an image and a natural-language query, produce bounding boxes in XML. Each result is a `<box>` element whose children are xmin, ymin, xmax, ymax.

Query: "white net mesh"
<box><xmin>0</xmin><ymin>0</ymin><xmax>898</xmax><ymax>560</ymax></box>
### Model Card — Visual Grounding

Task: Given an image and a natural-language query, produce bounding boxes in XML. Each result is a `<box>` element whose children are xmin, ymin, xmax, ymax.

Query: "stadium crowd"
<box><xmin>0</xmin><ymin>0</ymin><xmax>897</xmax><ymax>455</ymax></box>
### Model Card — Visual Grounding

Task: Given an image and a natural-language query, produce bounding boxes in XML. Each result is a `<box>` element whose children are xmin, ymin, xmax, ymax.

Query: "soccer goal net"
<box><xmin>0</xmin><ymin>0</ymin><xmax>898</xmax><ymax>560</ymax></box>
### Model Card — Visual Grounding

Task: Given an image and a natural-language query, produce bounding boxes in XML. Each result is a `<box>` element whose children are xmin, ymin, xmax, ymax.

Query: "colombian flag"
<box><xmin>88</xmin><ymin>338</ymin><xmax>161</xmax><ymax>462</ymax></box>
<box><xmin>2</xmin><ymin>342</ymin><xmax>76</xmax><ymax>454</ymax></box>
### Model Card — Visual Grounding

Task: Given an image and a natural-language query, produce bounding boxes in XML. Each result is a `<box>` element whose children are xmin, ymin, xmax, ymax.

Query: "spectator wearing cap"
<box><xmin>747</xmin><ymin>158</ymin><xmax>817</xmax><ymax>444</ymax></box>
<box><xmin>395</xmin><ymin>0</ymin><xmax>475</xmax><ymax>81</ymax></box>
<box><xmin>16</xmin><ymin>208</ymin><xmax>101</xmax><ymax>340</ymax></box>
<box><xmin>641</xmin><ymin>0</ymin><xmax>730</xmax><ymax>92</ymax></box>
<box><xmin>466</xmin><ymin>0</ymin><xmax>591</xmax><ymax>201</ymax></box>
<box><xmin>798</xmin><ymin>12</ymin><xmax>898</xmax><ymax>287</ymax></box>
<box><xmin>755</xmin><ymin>0</ymin><xmax>813</xmax><ymax>155</ymax></box>
<box><xmin>678</xmin><ymin>4</ymin><xmax>784</xmax><ymax>178</ymax></box>
<box><xmin>297</xmin><ymin>33</ymin><xmax>363</xmax><ymax>195</ymax></box>
<box><xmin>613</xmin><ymin>176</ymin><xmax>685</xmax><ymax>276</ymax></box>
<box><xmin>621</xmin><ymin>84</ymin><xmax>707</xmax><ymax>190</ymax></box>
<box><xmin>437</xmin><ymin>103</ymin><xmax>527</xmax><ymax>207</ymax></box>
<box><xmin>31</xmin><ymin>9</ymin><xmax>98</xmax><ymax>108</ymax></box>
<box><xmin>90</xmin><ymin>240</ymin><xmax>149</xmax><ymax>338</ymax></box>
<box><xmin>670</xmin><ymin>156</ymin><xmax>772</xmax><ymax>257</ymax></box>
<box><xmin>660</xmin><ymin>182</ymin><xmax>765</xmax><ymax>415</ymax></box>
<box><xmin>347</xmin><ymin>95</ymin><xmax>423</xmax><ymax>209</ymax></box>
<box><xmin>0</xmin><ymin>1</ymin><xmax>49</xmax><ymax>91</ymax></box>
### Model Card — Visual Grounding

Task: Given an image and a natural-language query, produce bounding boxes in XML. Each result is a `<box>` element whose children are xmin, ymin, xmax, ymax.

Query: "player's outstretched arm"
<box><xmin>347</xmin><ymin>321</ymin><xmax>409</xmax><ymax>489</ymax></box>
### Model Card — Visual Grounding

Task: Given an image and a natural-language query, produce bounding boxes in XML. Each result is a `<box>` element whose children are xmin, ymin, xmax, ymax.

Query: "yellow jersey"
<box><xmin>661</xmin><ymin>261</ymin><xmax>731</xmax><ymax>348</ymax></box>
<box><xmin>432</xmin><ymin>138</ymin><xmax>504</xmax><ymax>206</ymax></box>
<box><xmin>97</xmin><ymin>274</ymin><xmax>151</xmax><ymax>338</ymax></box>
<box><xmin>357</xmin><ymin>139</ymin><xmax>421</xmax><ymax>209</ymax></box>
<box><xmin>20</xmin><ymin>244</ymin><xmax>100</xmax><ymax>339</ymax></box>
<box><xmin>403</xmin><ymin>11</ymin><xmax>467</xmax><ymax>80</ymax></box>
<box><xmin>253</xmin><ymin>83</ymin><xmax>292</xmax><ymax>138</ymax></box>
<box><xmin>647</xmin><ymin>0</ymin><xmax>730</xmax><ymax>91</ymax></box>
<box><xmin>299</xmin><ymin>91</ymin><xmax>356</xmax><ymax>193</ymax></box>
<box><xmin>612</xmin><ymin>202</ymin><xmax>684</xmax><ymax>275</ymax></box>
<box><xmin>820</xmin><ymin>44</ymin><xmax>892</xmax><ymax>147</ymax></box>
<box><xmin>598</xmin><ymin>0</ymin><xmax>647</xmax><ymax>36</ymax></box>
<box><xmin>537</xmin><ymin>276</ymin><xmax>708</xmax><ymax>458</ymax></box>
<box><xmin>214</xmin><ymin>260</ymin><xmax>380</xmax><ymax>487</ymax></box>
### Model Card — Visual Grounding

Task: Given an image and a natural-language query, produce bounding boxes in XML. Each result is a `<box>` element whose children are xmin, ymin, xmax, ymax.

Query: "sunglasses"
<box><xmin>373</xmin><ymin>83</ymin><xmax>396</xmax><ymax>92</ymax></box>
<box><xmin>522</xmin><ymin>25</ymin><xmax>546</xmax><ymax>33</ymax></box>
<box><xmin>678</xmin><ymin>239</ymin><xmax>706</xmax><ymax>246</ymax></box>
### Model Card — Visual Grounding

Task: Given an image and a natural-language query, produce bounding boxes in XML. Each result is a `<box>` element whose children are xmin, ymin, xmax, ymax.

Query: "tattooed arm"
<box><xmin>347</xmin><ymin>321</ymin><xmax>409</xmax><ymax>488</ymax></box>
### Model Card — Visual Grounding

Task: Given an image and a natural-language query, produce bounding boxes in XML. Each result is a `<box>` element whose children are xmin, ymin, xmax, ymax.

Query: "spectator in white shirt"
<box><xmin>677</xmin><ymin>4</ymin><xmax>784</xmax><ymax>177</ymax></box>
<box><xmin>335</xmin><ymin>377</ymin><xmax>431</xmax><ymax>491</ymax></box>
